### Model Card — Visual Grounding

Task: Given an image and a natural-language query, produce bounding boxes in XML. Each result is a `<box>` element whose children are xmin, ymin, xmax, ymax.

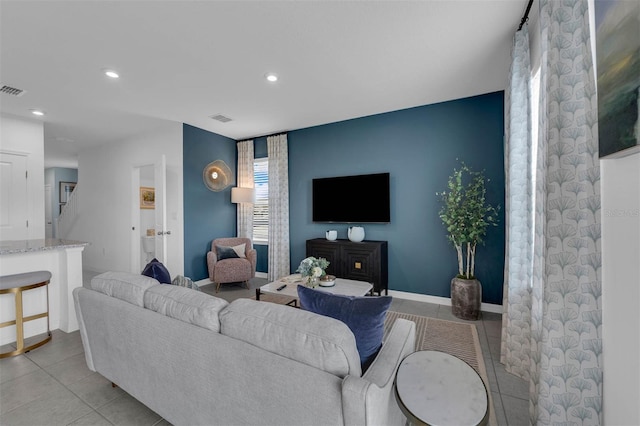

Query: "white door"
<box><xmin>45</xmin><ymin>184</ymin><xmax>53</xmax><ymax>238</ymax></box>
<box><xmin>0</xmin><ymin>152</ymin><xmax>28</xmax><ymax>240</ymax></box>
<box><xmin>154</xmin><ymin>155</ymin><xmax>168</xmax><ymax>265</ymax></box>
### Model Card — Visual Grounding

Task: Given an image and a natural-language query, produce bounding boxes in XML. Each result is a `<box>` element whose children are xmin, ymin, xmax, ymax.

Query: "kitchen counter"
<box><xmin>0</xmin><ymin>238</ymin><xmax>89</xmax><ymax>345</ymax></box>
<box><xmin>0</xmin><ymin>238</ymin><xmax>89</xmax><ymax>255</ymax></box>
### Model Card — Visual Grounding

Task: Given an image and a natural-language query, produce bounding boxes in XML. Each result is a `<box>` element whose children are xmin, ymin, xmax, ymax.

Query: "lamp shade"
<box><xmin>231</xmin><ymin>187</ymin><xmax>255</xmax><ymax>204</ymax></box>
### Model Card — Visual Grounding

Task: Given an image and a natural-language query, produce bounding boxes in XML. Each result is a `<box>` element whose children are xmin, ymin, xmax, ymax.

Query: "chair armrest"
<box><xmin>246</xmin><ymin>248</ymin><xmax>257</xmax><ymax>277</ymax></box>
<box><xmin>206</xmin><ymin>251</ymin><xmax>217</xmax><ymax>281</ymax></box>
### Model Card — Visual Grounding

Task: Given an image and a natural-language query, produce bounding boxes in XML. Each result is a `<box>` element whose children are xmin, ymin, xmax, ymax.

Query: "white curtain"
<box><xmin>267</xmin><ymin>133</ymin><xmax>290</xmax><ymax>281</ymax></box>
<box><xmin>501</xmin><ymin>25</ymin><xmax>534</xmax><ymax>381</ymax></box>
<box><xmin>236</xmin><ymin>140</ymin><xmax>254</xmax><ymax>239</ymax></box>
<box><xmin>502</xmin><ymin>1</ymin><xmax>603</xmax><ymax>424</ymax></box>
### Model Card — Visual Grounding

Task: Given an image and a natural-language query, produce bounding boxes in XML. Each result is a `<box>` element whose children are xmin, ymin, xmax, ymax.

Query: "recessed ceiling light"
<box><xmin>30</xmin><ymin>109</ymin><xmax>45</xmax><ymax>116</ymax></box>
<box><xmin>104</xmin><ymin>69</ymin><xmax>120</xmax><ymax>79</ymax></box>
<box><xmin>265</xmin><ymin>72</ymin><xmax>278</xmax><ymax>83</ymax></box>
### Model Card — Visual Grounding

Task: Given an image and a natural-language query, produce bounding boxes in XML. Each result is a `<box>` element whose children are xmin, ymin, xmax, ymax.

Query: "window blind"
<box><xmin>253</xmin><ymin>158</ymin><xmax>268</xmax><ymax>243</ymax></box>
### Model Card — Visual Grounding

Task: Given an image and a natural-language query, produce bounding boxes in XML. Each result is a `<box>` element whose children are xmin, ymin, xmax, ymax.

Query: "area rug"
<box><xmin>384</xmin><ymin>311</ymin><xmax>498</xmax><ymax>426</ymax></box>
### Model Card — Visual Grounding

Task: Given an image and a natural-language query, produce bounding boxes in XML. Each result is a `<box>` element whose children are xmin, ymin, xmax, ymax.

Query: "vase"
<box><xmin>451</xmin><ymin>277</ymin><xmax>482</xmax><ymax>320</ymax></box>
<box><xmin>348</xmin><ymin>226</ymin><xmax>365</xmax><ymax>242</ymax></box>
<box><xmin>305</xmin><ymin>276</ymin><xmax>319</xmax><ymax>288</ymax></box>
<box><xmin>325</xmin><ymin>230</ymin><xmax>337</xmax><ymax>241</ymax></box>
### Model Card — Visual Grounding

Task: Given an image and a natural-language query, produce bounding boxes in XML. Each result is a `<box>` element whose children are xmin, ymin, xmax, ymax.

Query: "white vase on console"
<box><xmin>348</xmin><ymin>226</ymin><xmax>365</xmax><ymax>242</ymax></box>
<box><xmin>326</xmin><ymin>230</ymin><xmax>338</xmax><ymax>241</ymax></box>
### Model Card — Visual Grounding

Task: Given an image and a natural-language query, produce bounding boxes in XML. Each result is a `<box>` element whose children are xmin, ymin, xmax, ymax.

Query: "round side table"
<box><xmin>395</xmin><ymin>350</ymin><xmax>489</xmax><ymax>426</ymax></box>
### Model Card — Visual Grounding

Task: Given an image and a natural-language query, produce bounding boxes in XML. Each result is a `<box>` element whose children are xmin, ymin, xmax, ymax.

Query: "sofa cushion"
<box><xmin>297</xmin><ymin>286</ymin><xmax>392</xmax><ymax>368</ymax></box>
<box><xmin>171</xmin><ymin>274</ymin><xmax>200</xmax><ymax>291</ymax></box>
<box><xmin>144</xmin><ymin>285</ymin><xmax>228</xmax><ymax>332</ymax></box>
<box><xmin>219</xmin><ymin>298</ymin><xmax>361</xmax><ymax>378</ymax></box>
<box><xmin>141</xmin><ymin>258</ymin><xmax>172</xmax><ymax>284</ymax></box>
<box><xmin>91</xmin><ymin>271</ymin><xmax>159</xmax><ymax>307</ymax></box>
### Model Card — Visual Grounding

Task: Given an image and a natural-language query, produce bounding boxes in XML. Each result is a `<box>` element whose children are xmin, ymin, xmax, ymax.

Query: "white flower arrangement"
<box><xmin>296</xmin><ymin>256</ymin><xmax>330</xmax><ymax>282</ymax></box>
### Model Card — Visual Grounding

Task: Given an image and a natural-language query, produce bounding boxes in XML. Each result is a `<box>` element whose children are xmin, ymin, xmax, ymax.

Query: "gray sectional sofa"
<box><xmin>73</xmin><ymin>272</ymin><xmax>416</xmax><ymax>426</ymax></box>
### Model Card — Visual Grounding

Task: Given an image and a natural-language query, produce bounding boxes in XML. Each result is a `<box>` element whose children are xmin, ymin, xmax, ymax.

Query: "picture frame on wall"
<box><xmin>59</xmin><ymin>181</ymin><xmax>77</xmax><ymax>203</ymax></box>
<box><xmin>140</xmin><ymin>186</ymin><xmax>155</xmax><ymax>209</ymax></box>
<box><xmin>595</xmin><ymin>0</ymin><xmax>640</xmax><ymax>158</ymax></box>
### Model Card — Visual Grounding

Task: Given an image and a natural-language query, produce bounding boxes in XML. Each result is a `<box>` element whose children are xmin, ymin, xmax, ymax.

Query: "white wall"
<box><xmin>0</xmin><ymin>113</ymin><xmax>45</xmax><ymax>240</ymax></box>
<box><xmin>601</xmin><ymin>152</ymin><xmax>640</xmax><ymax>425</ymax></box>
<box><xmin>68</xmin><ymin>121</ymin><xmax>184</xmax><ymax>277</ymax></box>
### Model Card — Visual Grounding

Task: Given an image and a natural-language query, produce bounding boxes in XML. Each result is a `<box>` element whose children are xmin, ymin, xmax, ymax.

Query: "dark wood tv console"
<box><xmin>306</xmin><ymin>238</ymin><xmax>388</xmax><ymax>295</ymax></box>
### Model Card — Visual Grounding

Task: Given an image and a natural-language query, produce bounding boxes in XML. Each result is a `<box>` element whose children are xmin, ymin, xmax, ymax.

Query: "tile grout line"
<box><xmin>481</xmin><ymin>317</ymin><xmax>509</xmax><ymax>425</ymax></box>
<box><xmin>5</xmin><ymin>335</ymin><xmax>112</xmax><ymax>426</ymax></box>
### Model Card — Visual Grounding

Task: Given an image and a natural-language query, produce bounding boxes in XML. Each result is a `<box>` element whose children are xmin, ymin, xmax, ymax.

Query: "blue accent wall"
<box><xmin>288</xmin><ymin>92</ymin><xmax>505</xmax><ymax>304</ymax></box>
<box><xmin>183</xmin><ymin>124</ymin><xmax>237</xmax><ymax>280</ymax></box>
<box><xmin>255</xmin><ymin>244</ymin><xmax>268</xmax><ymax>273</ymax></box>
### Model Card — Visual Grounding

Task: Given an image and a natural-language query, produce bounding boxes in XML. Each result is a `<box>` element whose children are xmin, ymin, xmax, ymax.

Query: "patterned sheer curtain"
<box><xmin>502</xmin><ymin>1</ymin><xmax>603</xmax><ymax>424</ymax></box>
<box><xmin>501</xmin><ymin>25</ymin><xmax>534</xmax><ymax>381</ymax></box>
<box><xmin>236</xmin><ymin>140</ymin><xmax>254</xmax><ymax>239</ymax></box>
<box><xmin>267</xmin><ymin>133</ymin><xmax>290</xmax><ymax>281</ymax></box>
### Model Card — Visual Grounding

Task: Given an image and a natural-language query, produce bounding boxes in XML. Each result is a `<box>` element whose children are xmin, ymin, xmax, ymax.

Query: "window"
<box><xmin>253</xmin><ymin>158</ymin><xmax>268</xmax><ymax>243</ymax></box>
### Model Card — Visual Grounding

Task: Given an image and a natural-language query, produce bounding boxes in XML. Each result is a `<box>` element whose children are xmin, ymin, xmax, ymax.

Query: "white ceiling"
<box><xmin>0</xmin><ymin>0</ymin><xmax>527</xmax><ymax>168</ymax></box>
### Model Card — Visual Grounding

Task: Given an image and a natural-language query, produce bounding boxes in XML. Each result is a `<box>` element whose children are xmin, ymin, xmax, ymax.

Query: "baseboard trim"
<box><xmin>388</xmin><ymin>289</ymin><xmax>503</xmax><ymax>314</ymax></box>
<box><xmin>255</xmin><ymin>272</ymin><xmax>268</xmax><ymax>278</ymax></box>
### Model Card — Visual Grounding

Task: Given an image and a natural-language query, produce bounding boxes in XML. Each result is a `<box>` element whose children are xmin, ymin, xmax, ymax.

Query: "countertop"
<box><xmin>0</xmin><ymin>238</ymin><xmax>89</xmax><ymax>255</ymax></box>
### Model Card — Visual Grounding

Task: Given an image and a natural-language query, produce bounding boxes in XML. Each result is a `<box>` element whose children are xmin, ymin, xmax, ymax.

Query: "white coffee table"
<box><xmin>256</xmin><ymin>274</ymin><xmax>373</xmax><ymax>306</ymax></box>
<box><xmin>395</xmin><ymin>350</ymin><xmax>489</xmax><ymax>426</ymax></box>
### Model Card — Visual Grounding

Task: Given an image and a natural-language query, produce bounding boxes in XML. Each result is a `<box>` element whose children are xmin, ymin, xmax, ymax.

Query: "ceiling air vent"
<box><xmin>0</xmin><ymin>84</ymin><xmax>26</xmax><ymax>97</ymax></box>
<box><xmin>209</xmin><ymin>114</ymin><xmax>233</xmax><ymax>123</ymax></box>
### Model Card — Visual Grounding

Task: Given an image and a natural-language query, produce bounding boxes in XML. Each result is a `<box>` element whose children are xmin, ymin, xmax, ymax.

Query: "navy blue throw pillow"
<box><xmin>141</xmin><ymin>258</ymin><xmax>171</xmax><ymax>284</ymax></box>
<box><xmin>216</xmin><ymin>245</ymin><xmax>240</xmax><ymax>261</ymax></box>
<box><xmin>297</xmin><ymin>285</ymin><xmax>392</xmax><ymax>369</ymax></box>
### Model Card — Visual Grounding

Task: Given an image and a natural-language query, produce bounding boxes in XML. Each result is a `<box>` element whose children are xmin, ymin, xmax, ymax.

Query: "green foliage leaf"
<box><xmin>438</xmin><ymin>162</ymin><xmax>501</xmax><ymax>276</ymax></box>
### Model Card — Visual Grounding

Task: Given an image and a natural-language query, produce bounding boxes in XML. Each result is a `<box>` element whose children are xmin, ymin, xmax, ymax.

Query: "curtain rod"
<box><xmin>518</xmin><ymin>0</ymin><xmax>535</xmax><ymax>31</ymax></box>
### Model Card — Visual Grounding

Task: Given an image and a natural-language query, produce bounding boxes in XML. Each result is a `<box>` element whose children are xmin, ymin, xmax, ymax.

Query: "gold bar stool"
<box><xmin>0</xmin><ymin>271</ymin><xmax>52</xmax><ymax>358</ymax></box>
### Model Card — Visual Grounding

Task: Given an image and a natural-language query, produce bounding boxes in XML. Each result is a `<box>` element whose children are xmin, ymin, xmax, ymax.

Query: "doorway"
<box><xmin>0</xmin><ymin>152</ymin><xmax>28</xmax><ymax>240</ymax></box>
<box><xmin>130</xmin><ymin>156</ymin><xmax>167</xmax><ymax>274</ymax></box>
<box><xmin>45</xmin><ymin>184</ymin><xmax>52</xmax><ymax>238</ymax></box>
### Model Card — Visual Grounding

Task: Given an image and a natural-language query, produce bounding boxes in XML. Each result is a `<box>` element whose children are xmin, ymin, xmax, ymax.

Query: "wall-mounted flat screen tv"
<box><xmin>312</xmin><ymin>172</ymin><xmax>390</xmax><ymax>223</ymax></box>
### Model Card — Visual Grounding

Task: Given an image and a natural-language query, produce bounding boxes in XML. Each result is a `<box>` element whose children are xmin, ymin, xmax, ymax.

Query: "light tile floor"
<box><xmin>0</xmin><ymin>275</ymin><xmax>528</xmax><ymax>425</ymax></box>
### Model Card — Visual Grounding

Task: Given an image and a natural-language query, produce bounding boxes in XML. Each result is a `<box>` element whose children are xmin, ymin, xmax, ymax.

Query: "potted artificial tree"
<box><xmin>438</xmin><ymin>162</ymin><xmax>499</xmax><ymax>320</ymax></box>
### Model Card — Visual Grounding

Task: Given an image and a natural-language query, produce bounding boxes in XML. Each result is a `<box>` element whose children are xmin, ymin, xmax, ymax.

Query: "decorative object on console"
<box><xmin>202</xmin><ymin>160</ymin><xmax>232</xmax><ymax>192</ymax></box>
<box><xmin>296</xmin><ymin>256</ymin><xmax>329</xmax><ymax>288</ymax></box>
<box><xmin>319</xmin><ymin>274</ymin><xmax>336</xmax><ymax>287</ymax></box>
<box><xmin>297</xmin><ymin>285</ymin><xmax>392</xmax><ymax>369</ymax></box>
<box><xmin>437</xmin><ymin>162</ymin><xmax>500</xmax><ymax>320</ymax></box>
<box><xmin>347</xmin><ymin>226</ymin><xmax>365</xmax><ymax>242</ymax></box>
<box><xmin>141</xmin><ymin>258</ymin><xmax>171</xmax><ymax>284</ymax></box>
<box><xmin>325</xmin><ymin>230</ymin><xmax>337</xmax><ymax>241</ymax></box>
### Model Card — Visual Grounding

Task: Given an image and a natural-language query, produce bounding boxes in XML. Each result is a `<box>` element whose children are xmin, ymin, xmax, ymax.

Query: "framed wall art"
<box><xmin>140</xmin><ymin>187</ymin><xmax>155</xmax><ymax>209</ymax></box>
<box><xmin>59</xmin><ymin>181</ymin><xmax>76</xmax><ymax>203</ymax></box>
<box><xmin>595</xmin><ymin>0</ymin><xmax>640</xmax><ymax>158</ymax></box>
